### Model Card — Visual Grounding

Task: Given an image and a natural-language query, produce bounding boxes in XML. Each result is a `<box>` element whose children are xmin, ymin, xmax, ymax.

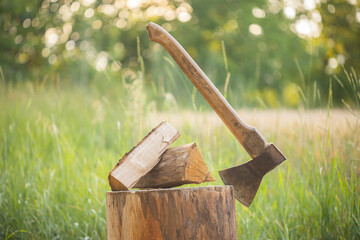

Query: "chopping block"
<box><xmin>106</xmin><ymin>186</ymin><xmax>238</xmax><ymax>240</ymax></box>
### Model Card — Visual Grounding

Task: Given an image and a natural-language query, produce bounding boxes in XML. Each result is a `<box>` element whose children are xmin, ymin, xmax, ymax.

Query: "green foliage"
<box><xmin>148</xmin><ymin>0</ymin><xmax>312</xmax><ymax>108</ymax></box>
<box><xmin>0</xmin><ymin>0</ymin><xmax>45</xmax><ymax>78</ymax></box>
<box><xmin>0</xmin><ymin>0</ymin><xmax>359</xmax><ymax>107</ymax></box>
<box><xmin>317</xmin><ymin>0</ymin><xmax>360</xmax><ymax>74</ymax></box>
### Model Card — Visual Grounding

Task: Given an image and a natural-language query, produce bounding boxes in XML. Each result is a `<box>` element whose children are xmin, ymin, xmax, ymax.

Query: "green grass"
<box><xmin>0</xmin><ymin>79</ymin><xmax>359</xmax><ymax>239</ymax></box>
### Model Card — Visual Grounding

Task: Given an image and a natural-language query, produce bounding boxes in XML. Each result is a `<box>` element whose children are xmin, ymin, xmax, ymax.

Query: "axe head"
<box><xmin>219</xmin><ymin>143</ymin><xmax>286</xmax><ymax>207</ymax></box>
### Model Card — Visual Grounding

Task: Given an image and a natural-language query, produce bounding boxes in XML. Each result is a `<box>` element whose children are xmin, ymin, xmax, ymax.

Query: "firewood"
<box><xmin>106</xmin><ymin>186</ymin><xmax>238</xmax><ymax>240</ymax></box>
<box><xmin>108</xmin><ymin>122</ymin><xmax>180</xmax><ymax>191</ymax></box>
<box><xmin>135</xmin><ymin>142</ymin><xmax>215</xmax><ymax>188</ymax></box>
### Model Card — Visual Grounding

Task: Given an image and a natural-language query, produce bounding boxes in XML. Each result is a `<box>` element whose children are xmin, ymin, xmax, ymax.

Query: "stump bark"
<box><xmin>106</xmin><ymin>186</ymin><xmax>238</xmax><ymax>240</ymax></box>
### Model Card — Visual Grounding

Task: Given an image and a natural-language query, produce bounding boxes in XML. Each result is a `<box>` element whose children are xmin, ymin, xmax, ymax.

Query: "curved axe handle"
<box><xmin>146</xmin><ymin>22</ymin><xmax>267</xmax><ymax>158</ymax></box>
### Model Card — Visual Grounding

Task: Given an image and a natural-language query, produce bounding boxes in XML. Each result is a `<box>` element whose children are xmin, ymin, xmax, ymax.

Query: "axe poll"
<box><xmin>146</xmin><ymin>22</ymin><xmax>286</xmax><ymax>207</ymax></box>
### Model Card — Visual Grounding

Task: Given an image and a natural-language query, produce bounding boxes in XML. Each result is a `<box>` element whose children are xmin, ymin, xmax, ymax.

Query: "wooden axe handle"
<box><xmin>147</xmin><ymin>22</ymin><xmax>267</xmax><ymax>158</ymax></box>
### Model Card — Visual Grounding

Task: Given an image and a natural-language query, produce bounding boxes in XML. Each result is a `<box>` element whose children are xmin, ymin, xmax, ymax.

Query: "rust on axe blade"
<box><xmin>219</xmin><ymin>144</ymin><xmax>286</xmax><ymax>207</ymax></box>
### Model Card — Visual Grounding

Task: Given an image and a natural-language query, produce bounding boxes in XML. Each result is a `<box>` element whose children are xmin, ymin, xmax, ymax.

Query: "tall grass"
<box><xmin>0</xmin><ymin>71</ymin><xmax>359</xmax><ymax>239</ymax></box>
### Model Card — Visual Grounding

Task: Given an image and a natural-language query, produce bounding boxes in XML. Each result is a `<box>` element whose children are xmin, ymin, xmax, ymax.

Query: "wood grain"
<box><xmin>108</xmin><ymin>122</ymin><xmax>180</xmax><ymax>191</ymax></box>
<box><xmin>146</xmin><ymin>22</ymin><xmax>268</xmax><ymax>159</ymax></box>
<box><xmin>135</xmin><ymin>142</ymin><xmax>215</xmax><ymax>188</ymax></box>
<box><xmin>106</xmin><ymin>186</ymin><xmax>237</xmax><ymax>240</ymax></box>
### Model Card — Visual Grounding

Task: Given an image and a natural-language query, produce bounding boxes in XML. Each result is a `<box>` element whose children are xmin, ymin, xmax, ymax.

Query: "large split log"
<box><xmin>135</xmin><ymin>142</ymin><xmax>215</xmax><ymax>188</ymax></box>
<box><xmin>106</xmin><ymin>186</ymin><xmax>238</xmax><ymax>240</ymax></box>
<box><xmin>108</xmin><ymin>122</ymin><xmax>180</xmax><ymax>191</ymax></box>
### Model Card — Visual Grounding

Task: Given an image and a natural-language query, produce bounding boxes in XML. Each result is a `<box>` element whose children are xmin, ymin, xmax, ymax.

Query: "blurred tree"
<box><xmin>0</xmin><ymin>0</ymin><xmax>186</xmax><ymax>82</ymax></box>
<box><xmin>0</xmin><ymin>0</ymin><xmax>358</xmax><ymax>107</ymax></box>
<box><xmin>317</xmin><ymin>1</ymin><xmax>360</xmax><ymax>103</ymax></box>
<box><xmin>149</xmin><ymin>0</ymin><xmax>312</xmax><ymax>107</ymax></box>
<box><xmin>0</xmin><ymin>0</ymin><xmax>45</xmax><ymax>79</ymax></box>
<box><xmin>317</xmin><ymin>0</ymin><xmax>359</xmax><ymax>74</ymax></box>
<box><xmin>282</xmin><ymin>0</ymin><xmax>360</xmax><ymax>105</ymax></box>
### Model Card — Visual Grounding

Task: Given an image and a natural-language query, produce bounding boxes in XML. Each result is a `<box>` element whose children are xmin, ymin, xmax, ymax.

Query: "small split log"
<box><xmin>108</xmin><ymin>122</ymin><xmax>180</xmax><ymax>191</ymax></box>
<box><xmin>135</xmin><ymin>142</ymin><xmax>215</xmax><ymax>188</ymax></box>
<box><xmin>106</xmin><ymin>186</ymin><xmax>238</xmax><ymax>240</ymax></box>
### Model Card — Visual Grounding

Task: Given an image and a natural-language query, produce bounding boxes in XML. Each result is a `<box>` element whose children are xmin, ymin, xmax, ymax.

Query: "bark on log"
<box><xmin>135</xmin><ymin>142</ymin><xmax>215</xmax><ymax>188</ymax></box>
<box><xmin>108</xmin><ymin>122</ymin><xmax>180</xmax><ymax>191</ymax></box>
<box><xmin>106</xmin><ymin>186</ymin><xmax>238</xmax><ymax>240</ymax></box>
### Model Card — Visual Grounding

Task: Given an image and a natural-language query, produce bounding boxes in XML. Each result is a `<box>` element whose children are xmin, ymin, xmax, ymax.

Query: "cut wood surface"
<box><xmin>135</xmin><ymin>142</ymin><xmax>215</xmax><ymax>188</ymax></box>
<box><xmin>106</xmin><ymin>186</ymin><xmax>238</xmax><ymax>240</ymax></box>
<box><xmin>108</xmin><ymin>122</ymin><xmax>180</xmax><ymax>191</ymax></box>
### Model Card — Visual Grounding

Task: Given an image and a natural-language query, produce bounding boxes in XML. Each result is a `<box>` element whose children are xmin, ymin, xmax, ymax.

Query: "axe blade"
<box><xmin>219</xmin><ymin>144</ymin><xmax>286</xmax><ymax>207</ymax></box>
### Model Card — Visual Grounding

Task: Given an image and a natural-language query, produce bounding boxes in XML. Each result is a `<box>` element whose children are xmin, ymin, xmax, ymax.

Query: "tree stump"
<box><xmin>106</xmin><ymin>186</ymin><xmax>238</xmax><ymax>240</ymax></box>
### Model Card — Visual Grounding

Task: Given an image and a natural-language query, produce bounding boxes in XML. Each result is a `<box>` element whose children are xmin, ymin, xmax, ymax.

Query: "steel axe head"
<box><xmin>219</xmin><ymin>143</ymin><xmax>286</xmax><ymax>207</ymax></box>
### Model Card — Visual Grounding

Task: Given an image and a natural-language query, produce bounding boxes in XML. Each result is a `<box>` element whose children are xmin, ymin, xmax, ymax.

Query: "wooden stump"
<box><xmin>106</xmin><ymin>186</ymin><xmax>238</xmax><ymax>240</ymax></box>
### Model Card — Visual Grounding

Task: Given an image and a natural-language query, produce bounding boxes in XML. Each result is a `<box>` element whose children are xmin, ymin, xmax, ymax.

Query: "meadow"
<box><xmin>0</xmin><ymin>77</ymin><xmax>359</xmax><ymax>239</ymax></box>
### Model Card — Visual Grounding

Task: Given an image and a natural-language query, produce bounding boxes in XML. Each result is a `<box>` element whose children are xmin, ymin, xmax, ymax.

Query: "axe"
<box><xmin>146</xmin><ymin>22</ymin><xmax>286</xmax><ymax>207</ymax></box>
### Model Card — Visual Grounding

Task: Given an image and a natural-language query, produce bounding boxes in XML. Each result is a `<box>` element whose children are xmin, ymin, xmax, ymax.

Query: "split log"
<box><xmin>108</xmin><ymin>122</ymin><xmax>180</xmax><ymax>191</ymax></box>
<box><xmin>135</xmin><ymin>142</ymin><xmax>215</xmax><ymax>188</ymax></box>
<box><xmin>106</xmin><ymin>186</ymin><xmax>238</xmax><ymax>240</ymax></box>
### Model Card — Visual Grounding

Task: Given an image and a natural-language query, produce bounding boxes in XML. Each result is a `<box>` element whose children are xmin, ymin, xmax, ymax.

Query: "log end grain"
<box><xmin>184</xmin><ymin>142</ymin><xmax>216</xmax><ymax>183</ymax></box>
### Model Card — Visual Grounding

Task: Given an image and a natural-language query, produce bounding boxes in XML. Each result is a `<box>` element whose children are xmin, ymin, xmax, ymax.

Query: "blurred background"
<box><xmin>1</xmin><ymin>0</ymin><xmax>359</xmax><ymax>108</ymax></box>
<box><xmin>1</xmin><ymin>1</ymin><xmax>359</xmax><ymax>239</ymax></box>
